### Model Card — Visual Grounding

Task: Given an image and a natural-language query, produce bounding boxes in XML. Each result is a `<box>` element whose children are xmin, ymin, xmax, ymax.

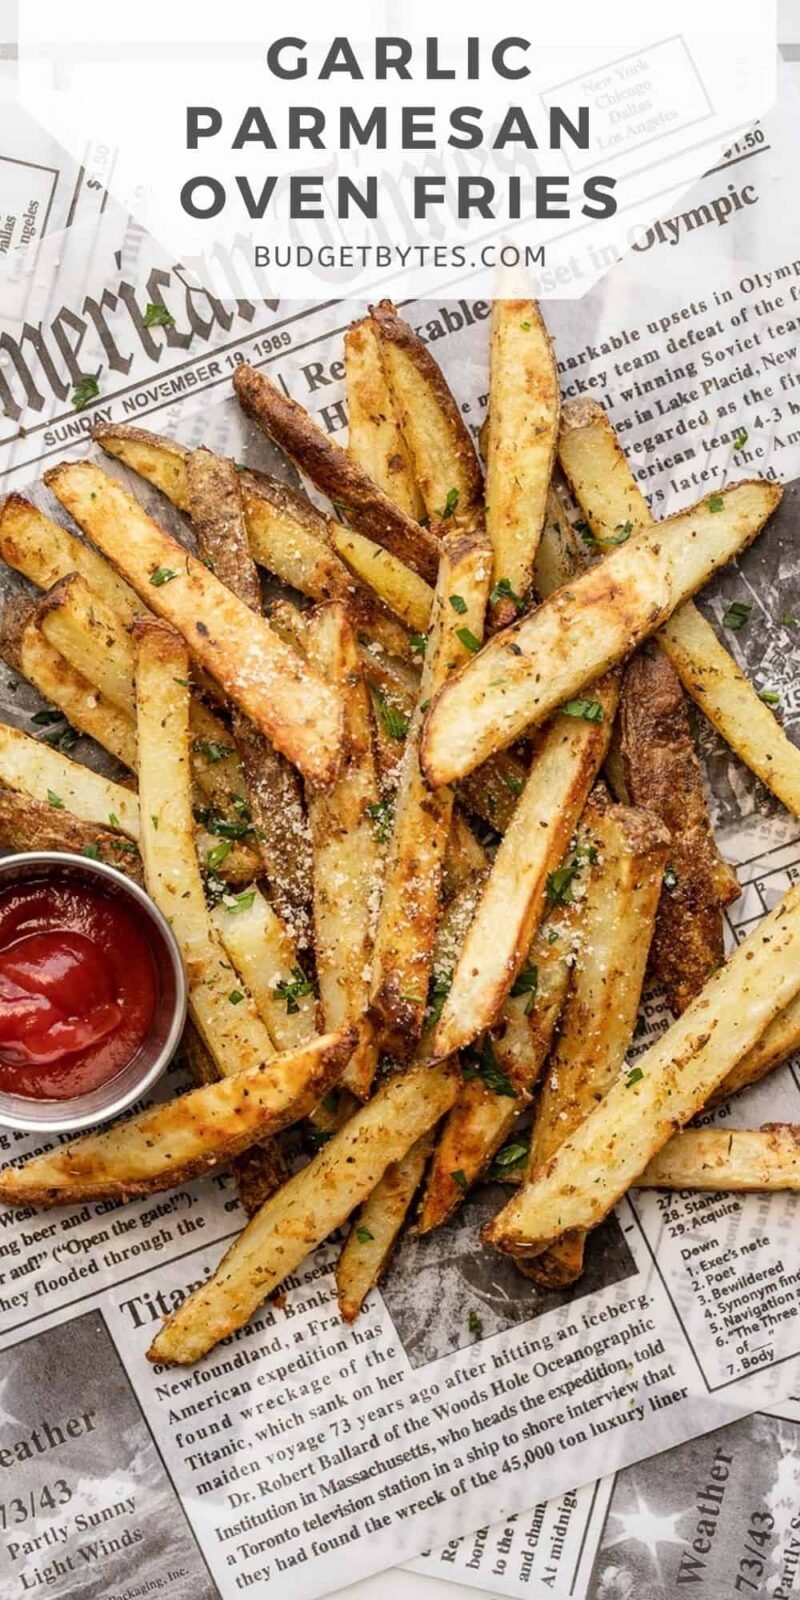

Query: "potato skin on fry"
<box><xmin>345</xmin><ymin>316</ymin><xmax>425</xmax><ymax>521</ymax></box>
<box><xmin>370</xmin><ymin>301</ymin><xmax>484</xmax><ymax>528</ymax></box>
<box><xmin>0</xmin><ymin>786</ymin><xmax>144</xmax><ymax>881</ymax></box>
<box><xmin>0</xmin><ymin>1028</ymin><xmax>356</xmax><ymax>1208</ymax></box>
<box><xmin>620</xmin><ymin>647</ymin><xmax>738</xmax><ymax>1014</ymax></box>
<box><xmin>233</xmin><ymin>362</ymin><xmax>441</xmax><ymax>581</ymax></box>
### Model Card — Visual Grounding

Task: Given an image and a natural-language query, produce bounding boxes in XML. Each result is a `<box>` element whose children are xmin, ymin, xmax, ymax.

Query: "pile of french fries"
<box><xmin>0</xmin><ymin>294</ymin><xmax>798</xmax><ymax>1368</ymax></box>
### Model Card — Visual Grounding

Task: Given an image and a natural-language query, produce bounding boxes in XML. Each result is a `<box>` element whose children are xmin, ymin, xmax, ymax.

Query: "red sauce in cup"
<box><xmin>0</xmin><ymin>879</ymin><xmax>158</xmax><ymax>1100</ymax></box>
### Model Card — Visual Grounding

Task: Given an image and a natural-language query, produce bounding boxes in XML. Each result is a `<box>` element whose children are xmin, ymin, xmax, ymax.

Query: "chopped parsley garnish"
<box><xmin>449</xmin><ymin>593</ymin><xmax>468</xmax><ymax>614</ymax></box>
<box><xmin>46</xmin><ymin>790</ymin><xmax>64</xmax><ymax>809</ymax></box>
<box><xmin>72</xmin><ymin>376</ymin><xmax>100</xmax><ymax>411</ymax></box>
<box><xmin>759</xmin><ymin>689</ymin><xmax>780</xmax><ymax>705</ymax></box>
<box><xmin>462</xmin><ymin>1033</ymin><xmax>517</xmax><ymax>1098</ymax></box>
<box><xmin>143</xmin><ymin>302</ymin><xmax>176</xmax><ymax>328</ymax></box>
<box><xmin>226</xmin><ymin>889</ymin><xmax>256</xmax><ymax>913</ymax></box>
<box><xmin>31</xmin><ymin>708</ymin><xmax>64</xmax><ymax>726</ymax></box>
<box><xmin>510</xmin><ymin>963</ymin><xmax>538</xmax><ymax>1014</ymax></box>
<box><xmin>150</xmin><ymin>566</ymin><xmax>179</xmax><ymax>587</ymax></box>
<box><xmin>356</xmin><ymin>1226</ymin><xmax>374</xmax><ymax>1244</ymax></box>
<box><xmin>723</xmin><ymin>600</ymin><xmax>751</xmax><ymax>631</ymax></box>
<box><xmin>426</xmin><ymin>971</ymin><xmax>452</xmax><ymax>1029</ymax></box>
<box><xmin>274</xmin><ymin>966</ymin><xmax>316</xmax><ymax>1014</ymax></box>
<box><xmin>780</xmin><ymin>611</ymin><xmax>797</xmax><ymax>627</ymax></box>
<box><xmin>561</xmin><ymin>698</ymin><xmax>604</xmax><ymax>723</ymax></box>
<box><xmin>451</xmin><ymin>1168</ymin><xmax>468</xmax><ymax>1191</ymax></box>
<box><xmin>492</xmin><ymin>1137</ymin><xmax>530</xmax><ymax>1176</ymax></box>
<box><xmin>663</xmin><ymin>864</ymin><xmax>679</xmax><ymax>891</ymax></box>
<box><xmin>707</xmin><ymin>494</ymin><xmax>725</xmax><ymax>512</ymax></box>
<box><xmin>206</xmin><ymin>838</ymin><xmax>233</xmax><ymax>870</ymax></box>
<box><xmin>441</xmin><ymin>488</ymin><xmax>459</xmax><ymax>519</ymax></box>
<box><xmin>505</xmin><ymin>772</ymin><xmax>524</xmax><ymax>797</ymax></box>
<box><xmin>732</xmin><ymin>428</ymin><xmax>748</xmax><ymax>451</ymax></box>
<box><xmin>194</xmin><ymin>803</ymin><xmax>250</xmax><ymax>840</ymax></box>
<box><xmin>468</xmin><ymin>1309</ymin><xmax>484</xmax><ymax>1336</ymax></box>
<box><xmin>546</xmin><ymin>861</ymin><xmax>579</xmax><ymax>908</ymax></box>
<box><xmin>366</xmin><ymin>797</ymin><xmax>394</xmax><ymax>843</ymax></box>
<box><xmin>490</xmin><ymin>577</ymin><xmax>524</xmax><ymax>612</ymax></box>
<box><xmin>228</xmin><ymin>990</ymin><xmax>245</xmax><ymax>1006</ymax></box>
<box><xmin>369</xmin><ymin>685</ymin><xmax>409</xmax><ymax>741</ymax></box>
<box><xmin>581</xmin><ymin>520</ymin><xmax>632</xmax><ymax>549</ymax></box>
<box><xmin>520</xmin><ymin>321</ymin><xmax>531</xmax><ymax>331</ymax></box>
<box><xmin>192</xmin><ymin>738</ymin><xmax>233</xmax><ymax>764</ymax></box>
<box><xmin>626</xmin><ymin>1066</ymin><xmax>644</xmax><ymax>1088</ymax></box>
<box><xmin>108</xmin><ymin>812</ymin><xmax>120</xmax><ymax>829</ymax></box>
<box><xmin>81</xmin><ymin>843</ymin><xmax>100</xmax><ymax>860</ymax></box>
<box><xmin>456</xmin><ymin>626</ymin><xmax>481</xmax><ymax>653</ymax></box>
<box><xmin>409</xmin><ymin>632</ymin><xmax>428</xmax><ymax>658</ymax></box>
<box><xmin>42</xmin><ymin>723</ymin><xmax>78</xmax><ymax>752</ymax></box>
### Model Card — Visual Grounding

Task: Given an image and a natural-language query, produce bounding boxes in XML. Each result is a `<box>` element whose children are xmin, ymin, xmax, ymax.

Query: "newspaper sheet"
<box><xmin>1</xmin><ymin>48</ymin><xmax>800</xmax><ymax>1600</ymax></box>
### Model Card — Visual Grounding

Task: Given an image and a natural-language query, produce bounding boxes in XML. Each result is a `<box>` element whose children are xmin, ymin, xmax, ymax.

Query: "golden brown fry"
<box><xmin>637</xmin><ymin>1123</ymin><xmax>800</xmax><ymax>1191</ymax></box>
<box><xmin>486</xmin><ymin>880</ymin><xmax>800</xmax><ymax>1259</ymax></box>
<box><xmin>0</xmin><ymin>595</ymin><xmax>137</xmax><ymax>770</ymax></box>
<box><xmin>336</xmin><ymin>1130</ymin><xmax>435</xmax><ymax>1320</ymax></box>
<box><xmin>558</xmin><ymin>399</ymin><xmax>800</xmax><ymax>815</ymax></box>
<box><xmin>345</xmin><ymin>316</ymin><xmax>425</xmax><ymax>520</ymax></box>
<box><xmin>370</xmin><ymin>301</ymin><xmax>484</xmax><ymax>527</ymax></box>
<box><xmin>524</xmin><ymin>800</ymin><xmax>670</xmax><ymax>1286</ymax></box>
<box><xmin>181</xmin><ymin>1020</ymin><xmax>288</xmax><ymax>1218</ymax></box>
<box><xmin>369</xmin><ymin>531</ymin><xmax>492</xmax><ymax>1056</ymax></box>
<box><xmin>185</xmin><ymin>446</ymin><xmax>313</xmax><ymax>943</ymax></box>
<box><xmin>421</xmin><ymin>480</ymin><xmax>782</xmax><ymax>787</ymax></box>
<box><xmin>431</xmin><ymin>679</ymin><xmax>618</xmax><ymax>1059</ymax></box>
<box><xmin>211</xmin><ymin>885</ymin><xmax>319</xmax><ymax>1053</ymax></box>
<box><xmin>486</xmin><ymin>299</ymin><xmax>559</xmax><ymax>624</ymax></box>
<box><xmin>134</xmin><ymin>618</ymin><xmax>276</xmax><ymax>1077</ymax></box>
<box><xmin>0</xmin><ymin>1029</ymin><xmax>355</xmax><ymax>1208</ymax></box>
<box><xmin>0</xmin><ymin>786</ymin><xmax>143</xmax><ymax>879</ymax></box>
<box><xmin>44</xmin><ymin>461</ymin><xmax>344</xmax><ymax>786</ymax></box>
<box><xmin>0</xmin><ymin>492</ymin><xmax>140</xmax><ymax>623</ymax></box>
<box><xmin>92</xmin><ymin>424</ymin><xmax>412</xmax><ymax>664</ymax></box>
<box><xmin>620</xmin><ymin>647</ymin><xmax>738</xmax><ymax>1013</ymax></box>
<box><xmin>305</xmin><ymin>602</ymin><xmax>381</xmax><ymax>1096</ymax></box>
<box><xmin>148</xmin><ymin>1058</ymin><xmax>458</xmax><ymax>1364</ymax></box>
<box><xmin>417</xmin><ymin>916</ymin><xmax>573</xmax><ymax>1233</ymax></box>
<box><xmin>233</xmin><ymin>363</ymin><xmax>441</xmax><ymax>580</ymax></box>
<box><xmin>0</xmin><ymin>721</ymin><xmax>140</xmax><ymax>837</ymax></box>
<box><xmin>329</xmin><ymin>523</ymin><xmax>433</xmax><ymax>634</ymax></box>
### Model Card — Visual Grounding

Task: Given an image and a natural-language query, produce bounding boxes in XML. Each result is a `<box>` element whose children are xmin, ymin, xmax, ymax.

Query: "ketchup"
<box><xmin>0</xmin><ymin>878</ymin><xmax>158</xmax><ymax>1099</ymax></box>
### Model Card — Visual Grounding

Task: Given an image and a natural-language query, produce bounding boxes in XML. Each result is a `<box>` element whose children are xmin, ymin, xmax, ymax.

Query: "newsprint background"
<box><xmin>1</xmin><ymin>27</ymin><xmax>800</xmax><ymax>1600</ymax></box>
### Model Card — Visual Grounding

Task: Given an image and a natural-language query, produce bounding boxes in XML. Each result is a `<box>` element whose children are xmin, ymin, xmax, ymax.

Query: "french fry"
<box><xmin>420</xmin><ymin>480</ymin><xmax>781</xmax><ymax>786</ymax></box>
<box><xmin>211</xmin><ymin>886</ymin><xmax>319</xmax><ymax>1053</ymax></box>
<box><xmin>0</xmin><ymin>1028</ymin><xmax>355</xmax><ymax>1208</ymax></box>
<box><xmin>336</xmin><ymin>1130</ymin><xmax>435</xmax><ymax>1320</ymax></box>
<box><xmin>485</xmin><ymin>879</ymin><xmax>800</xmax><ymax>1259</ymax></box>
<box><xmin>431</xmin><ymin>681</ymin><xmax>618</xmax><ymax>1058</ymax></box>
<box><xmin>134</xmin><ymin>617</ymin><xmax>276</xmax><ymax>1077</ymax></box>
<box><xmin>182</xmin><ymin>1020</ymin><xmax>289</xmax><ymax>1219</ymax></box>
<box><xmin>0</xmin><ymin>722</ymin><xmax>140</xmax><ymax>838</ymax></box>
<box><xmin>485</xmin><ymin>299</ymin><xmax>559</xmax><ymax>624</ymax></box>
<box><xmin>370</xmin><ymin>301</ymin><xmax>484</xmax><ymax>528</ymax></box>
<box><xmin>38</xmin><ymin>571</ymin><xmax>244</xmax><ymax>811</ymax></box>
<box><xmin>620</xmin><ymin>647</ymin><xmax>738</xmax><ymax>1013</ymax></box>
<box><xmin>443</xmin><ymin>811</ymin><xmax>489</xmax><ymax>899</ymax></box>
<box><xmin>185</xmin><ymin>446</ymin><xmax>313</xmax><ymax>943</ymax></box>
<box><xmin>233</xmin><ymin>363</ymin><xmax>441</xmax><ymax>581</ymax></box>
<box><xmin>305</xmin><ymin>603</ymin><xmax>381</xmax><ymax>1096</ymax></box>
<box><xmin>44</xmin><ymin>461</ymin><xmax>344</xmax><ymax>786</ymax></box>
<box><xmin>0</xmin><ymin>786</ymin><xmax>144</xmax><ymax>880</ymax></box>
<box><xmin>92</xmin><ymin>424</ymin><xmax>412</xmax><ymax>664</ymax></box>
<box><xmin>417</xmin><ymin>915</ymin><xmax>573</xmax><ymax>1233</ymax></box>
<box><xmin>345</xmin><ymin>316</ymin><xmax>426</xmax><ymax>520</ymax></box>
<box><xmin>0</xmin><ymin>596</ymin><xmax>137</xmax><ymax>770</ymax></box>
<box><xmin>523</xmin><ymin>800</ymin><xmax>670</xmax><ymax>1286</ymax></box>
<box><xmin>147</xmin><ymin>1058</ymin><xmax>459</xmax><ymax>1364</ymax></box>
<box><xmin>329</xmin><ymin>523</ymin><xmax>433</xmax><ymax>634</ymax></box>
<box><xmin>558</xmin><ymin>399</ymin><xmax>800</xmax><ymax>815</ymax></box>
<box><xmin>711</xmin><ymin>988</ymin><xmax>800</xmax><ymax>1104</ymax></box>
<box><xmin>369</xmin><ymin>531</ymin><xmax>492</xmax><ymax>1056</ymax></box>
<box><xmin>637</xmin><ymin>1123</ymin><xmax>800</xmax><ymax>1191</ymax></box>
<box><xmin>0</xmin><ymin>492</ymin><xmax>140</xmax><ymax>623</ymax></box>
